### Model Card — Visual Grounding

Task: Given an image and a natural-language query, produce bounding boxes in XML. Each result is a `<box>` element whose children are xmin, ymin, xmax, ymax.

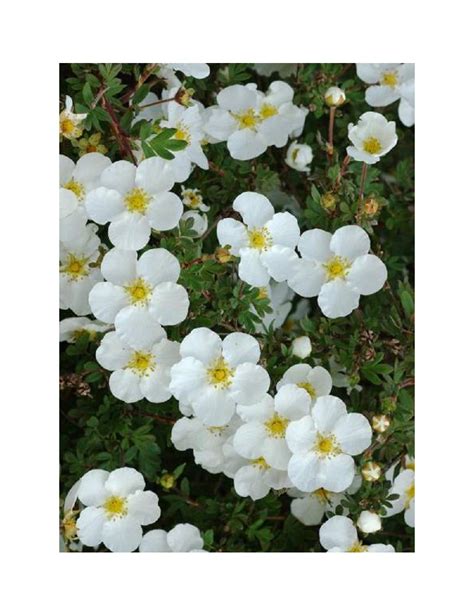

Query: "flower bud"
<box><xmin>361</xmin><ymin>461</ymin><xmax>382</xmax><ymax>482</ymax></box>
<box><xmin>215</xmin><ymin>246</ymin><xmax>232</xmax><ymax>264</ymax></box>
<box><xmin>291</xmin><ymin>336</ymin><xmax>312</xmax><ymax>359</ymax></box>
<box><xmin>357</xmin><ymin>511</ymin><xmax>382</xmax><ymax>534</ymax></box>
<box><xmin>324</xmin><ymin>86</ymin><xmax>346</xmax><ymax>107</ymax></box>
<box><xmin>372</xmin><ymin>414</ymin><xmax>391</xmax><ymax>433</ymax></box>
<box><xmin>285</xmin><ymin>142</ymin><xmax>313</xmax><ymax>172</ymax></box>
<box><xmin>364</xmin><ymin>197</ymin><xmax>381</xmax><ymax>217</ymax></box>
<box><xmin>160</xmin><ymin>473</ymin><xmax>175</xmax><ymax>490</ymax></box>
<box><xmin>321</xmin><ymin>192</ymin><xmax>337</xmax><ymax>211</ymax></box>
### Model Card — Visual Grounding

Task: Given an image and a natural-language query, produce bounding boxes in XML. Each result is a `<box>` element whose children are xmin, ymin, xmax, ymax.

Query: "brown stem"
<box><xmin>101</xmin><ymin>96</ymin><xmax>137</xmax><ymax>164</ymax></box>
<box><xmin>138</xmin><ymin>95</ymin><xmax>177</xmax><ymax>110</ymax></box>
<box><xmin>334</xmin><ymin>154</ymin><xmax>351</xmax><ymax>189</ymax></box>
<box><xmin>328</xmin><ymin>106</ymin><xmax>336</xmax><ymax>161</ymax></box>
<box><xmin>356</xmin><ymin>162</ymin><xmax>368</xmax><ymax>222</ymax></box>
<box><xmin>121</xmin><ymin>63</ymin><xmax>160</xmax><ymax>103</ymax></box>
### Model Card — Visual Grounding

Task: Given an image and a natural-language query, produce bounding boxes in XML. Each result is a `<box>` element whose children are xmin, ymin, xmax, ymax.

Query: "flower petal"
<box><xmin>108</xmin><ymin>211</ymin><xmax>151</xmax><ymax>250</ymax></box>
<box><xmin>260</xmin><ymin>246</ymin><xmax>299</xmax><ymax>282</ymax></box>
<box><xmin>109</xmin><ymin>369</ymin><xmax>143</xmax><ymax>402</ymax></box>
<box><xmin>319</xmin><ymin>515</ymin><xmax>357</xmax><ymax>551</ymax></box>
<box><xmin>96</xmin><ymin>331</ymin><xmax>131</xmax><ymax>370</ymax></box>
<box><xmin>167</xmin><ymin>524</ymin><xmax>204</xmax><ymax>552</ymax></box>
<box><xmin>85</xmin><ymin>187</ymin><xmax>124</xmax><ymax>225</ymax></box>
<box><xmin>333</xmin><ymin>413</ymin><xmax>372</xmax><ymax>455</ymax></box>
<box><xmin>139</xmin><ymin>529</ymin><xmax>170</xmax><ymax>552</ymax></box>
<box><xmin>147</xmin><ymin>192</ymin><xmax>183</xmax><ymax>231</ymax></box>
<box><xmin>233</xmin><ymin>192</ymin><xmax>274</xmax><ymax>227</ymax></box>
<box><xmin>115</xmin><ymin>305</ymin><xmax>166</xmax><ymax>349</ymax></box>
<box><xmin>238</xmin><ymin>248</ymin><xmax>270</xmax><ymax>286</ymax></box>
<box><xmin>101</xmin><ymin>248</ymin><xmax>137</xmax><ymax>285</ymax></box>
<box><xmin>318</xmin><ymin>280</ymin><xmax>360</xmax><ymax>318</ymax></box>
<box><xmin>298</xmin><ymin>229</ymin><xmax>333</xmax><ymax>262</ymax></box>
<box><xmin>76</xmin><ymin>507</ymin><xmax>106</xmax><ymax>546</ymax></box>
<box><xmin>222</xmin><ymin>332</ymin><xmax>260</xmax><ymax>366</ymax></box>
<box><xmin>229</xmin><ymin>363</ymin><xmax>270</xmax><ymax>405</ymax></box>
<box><xmin>89</xmin><ymin>282</ymin><xmax>128</xmax><ymax>324</ymax></box>
<box><xmin>265</xmin><ymin>212</ymin><xmax>300</xmax><ymax>248</ymax></box>
<box><xmin>102</xmin><ymin>516</ymin><xmax>143</xmax><ymax>552</ymax></box>
<box><xmin>179</xmin><ymin>328</ymin><xmax>222</xmax><ymax>364</ymax></box>
<box><xmin>127</xmin><ymin>490</ymin><xmax>161</xmax><ymax>525</ymax></box>
<box><xmin>77</xmin><ymin>469</ymin><xmax>109</xmax><ymax>506</ymax></box>
<box><xmin>217</xmin><ymin>218</ymin><xmax>248</xmax><ymax>255</ymax></box>
<box><xmin>233</xmin><ymin>422</ymin><xmax>267</xmax><ymax>459</ymax></box>
<box><xmin>149</xmin><ymin>282</ymin><xmax>189</xmax><ymax>325</ymax></box>
<box><xmin>330</xmin><ymin>225</ymin><xmax>370</xmax><ymax>260</ymax></box>
<box><xmin>287</xmin><ymin>258</ymin><xmax>325</xmax><ymax>297</ymax></box>
<box><xmin>312</xmin><ymin>395</ymin><xmax>347</xmax><ymax>432</ymax></box>
<box><xmin>105</xmin><ymin>467</ymin><xmax>145</xmax><ymax>497</ymax></box>
<box><xmin>137</xmin><ymin>248</ymin><xmax>180</xmax><ymax>285</ymax></box>
<box><xmin>347</xmin><ymin>254</ymin><xmax>387</xmax><ymax>295</ymax></box>
<box><xmin>135</xmin><ymin>157</ymin><xmax>175</xmax><ymax>194</ymax></box>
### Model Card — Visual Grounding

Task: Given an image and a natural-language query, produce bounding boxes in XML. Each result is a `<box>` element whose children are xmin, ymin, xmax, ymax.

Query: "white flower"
<box><xmin>346</xmin><ymin>111</ymin><xmax>397</xmax><ymax>165</ymax></box>
<box><xmin>60</xmin><ymin>224</ymin><xmax>103</xmax><ymax>316</ymax></box>
<box><xmin>233</xmin><ymin>456</ymin><xmax>292</xmax><ymax>501</ymax></box>
<box><xmin>60</xmin><ymin>317</ymin><xmax>110</xmax><ymax>342</ymax></box>
<box><xmin>290</xmin><ymin>488</ymin><xmax>345</xmax><ymax>526</ymax></box>
<box><xmin>324</xmin><ymin>86</ymin><xmax>346</xmax><ymax>107</ymax></box>
<box><xmin>234</xmin><ymin>385</ymin><xmax>312</xmax><ymax>471</ymax></box>
<box><xmin>286</xmin><ymin>395</ymin><xmax>372</xmax><ymax>492</ymax></box>
<box><xmin>285</xmin><ymin>141</ymin><xmax>313</xmax><ymax>172</ymax></box>
<box><xmin>76</xmin><ymin>467</ymin><xmax>161</xmax><ymax>552</ymax></box>
<box><xmin>85</xmin><ymin>157</ymin><xmax>182</xmax><ymax>250</ymax></box>
<box><xmin>291</xmin><ymin>336</ymin><xmax>312</xmax><ymax>359</ymax></box>
<box><xmin>60</xmin><ymin>188</ymin><xmax>87</xmax><ymax>244</ymax></box>
<box><xmin>254</xmin><ymin>64</ymin><xmax>298</xmax><ymax>78</ymax></box>
<box><xmin>89</xmin><ymin>247</ymin><xmax>189</xmax><ymax>348</ymax></box>
<box><xmin>205</xmin><ymin>81</ymin><xmax>307</xmax><ymax>160</ymax></box>
<box><xmin>169</xmin><ymin>64</ymin><xmax>210</xmax><ymax>79</ymax></box>
<box><xmin>276</xmin><ymin>363</ymin><xmax>333</xmax><ymax>402</ymax></box>
<box><xmin>160</xmin><ymin>102</ymin><xmax>209</xmax><ymax>182</ymax></box>
<box><xmin>217</xmin><ymin>192</ymin><xmax>300</xmax><ymax>287</ymax></box>
<box><xmin>319</xmin><ymin>515</ymin><xmax>394</xmax><ymax>552</ymax></box>
<box><xmin>287</xmin><ymin>225</ymin><xmax>388</xmax><ymax>318</ymax></box>
<box><xmin>170</xmin><ymin>328</ymin><xmax>270</xmax><ymax>426</ymax></box>
<box><xmin>96</xmin><ymin>331</ymin><xmax>180</xmax><ymax>403</ymax></box>
<box><xmin>180</xmin><ymin>211</ymin><xmax>208</xmax><ymax>237</ymax></box>
<box><xmin>356</xmin><ymin>63</ymin><xmax>415</xmax><ymax>127</ymax></box>
<box><xmin>253</xmin><ymin>281</ymin><xmax>294</xmax><ymax>333</ymax></box>
<box><xmin>140</xmin><ymin>523</ymin><xmax>205</xmax><ymax>552</ymax></box>
<box><xmin>171</xmin><ymin>415</ymin><xmax>243</xmax><ymax>475</ymax></box>
<box><xmin>383</xmin><ymin>467</ymin><xmax>415</xmax><ymax>527</ymax></box>
<box><xmin>357</xmin><ymin>511</ymin><xmax>382</xmax><ymax>534</ymax></box>
<box><xmin>59</xmin><ymin>95</ymin><xmax>87</xmax><ymax>140</ymax></box>
<box><xmin>181</xmin><ymin>187</ymin><xmax>209</xmax><ymax>212</ymax></box>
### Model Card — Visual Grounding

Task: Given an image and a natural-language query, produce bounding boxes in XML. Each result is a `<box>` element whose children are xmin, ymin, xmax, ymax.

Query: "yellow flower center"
<box><xmin>175</xmin><ymin>124</ymin><xmax>191</xmax><ymax>143</ymax></box>
<box><xmin>103</xmin><ymin>495</ymin><xmax>127</xmax><ymax>518</ymax></box>
<box><xmin>186</xmin><ymin>192</ymin><xmax>202</xmax><ymax>208</ymax></box>
<box><xmin>257</xmin><ymin>287</ymin><xmax>268</xmax><ymax>300</ymax></box>
<box><xmin>252</xmin><ymin>457</ymin><xmax>270</xmax><ymax>470</ymax></box>
<box><xmin>61</xmin><ymin>254</ymin><xmax>89</xmax><ymax>280</ymax></box>
<box><xmin>124</xmin><ymin>187</ymin><xmax>151</xmax><ymax>215</ymax></box>
<box><xmin>324</xmin><ymin>256</ymin><xmax>351</xmax><ymax>281</ymax></box>
<box><xmin>62</xmin><ymin>511</ymin><xmax>78</xmax><ymax>540</ymax></box>
<box><xmin>348</xmin><ymin>541</ymin><xmax>368</xmax><ymax>553</ymax></box>
<box><xmin>381</xmin><ymin>71</ymin><xmax>398</xmax><ymax>88</ymax></box>
<box><xmin>405</xmin><ymin>482</ymin><xmax>415</xmax><ymax>506</ymax></box>
<box><xmin>264</xmin><ymin>413</ymin><xmax>289</xmax><ymax>438</ymax></box>
<box><xmin>207</xmin><ymin>425</ymin><xmax>227</xmax><ymax>436</ymax></box>
<box><xmin>363</xmin><ymin>137</ymin><xmax>382</xmax><ymax>155</ymax></box>
<box><xmin>314</xmin><ymin>433</ymin><xmax>341</xmax><ymax>458</ymax></box>
<box><xmin>259</xmin><ymin>103</ymin><xmax>278</xmax><ymax>120</ymax></box>
<box><xmin>248</xmin><ymin>227</ymin><xmax>271</xmax><ymax>251</ymax></box>
<box><xmin>127</xmin><ymin>351</ymin><xmax>156</xmax><ymax>375</ymax></box>
<box><xmin>233</xmin><ymin>108</ymin><xmax>259</xmax><ymax>129</ymax></box>
<box><xmin>160</xmin><ymin>473</ymin><xmax>175</xmax><ymax>490</ymax></box>
<box><xmin>297</xmin><ymin>381</ymin><xmax>316</xmax><ymax>398</ymax></box>
<box><xmin>124</xmin><ymin>277</ymin><xmax>152</xmax><ymax>305</ymax></box>
<box><xmin>313</xmin><ymin>488</ymin><xmax>331</xmax><ymax>503</ymax></box>
<box><xmin>63</xmin><ymin>179</ymin><xmax>85</xmax><ymax>201</ymax></box>
<box><xmin>207</xmin><ymin>357</ymin><xmax>235</xmax><ymax>389</ymax></box>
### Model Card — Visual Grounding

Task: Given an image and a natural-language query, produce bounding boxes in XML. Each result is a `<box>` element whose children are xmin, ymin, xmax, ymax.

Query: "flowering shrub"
<box><xmin>60</xmin><ymin>63</ymin><xmax>414</xmax><ymax>553</ymax></box>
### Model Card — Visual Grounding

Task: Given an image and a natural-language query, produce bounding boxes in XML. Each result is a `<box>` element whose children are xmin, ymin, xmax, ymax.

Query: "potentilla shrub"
<box><xmin>59</xmin><ymin>63</ymin><xmax>414</xmax><ymax>553</ymax></box>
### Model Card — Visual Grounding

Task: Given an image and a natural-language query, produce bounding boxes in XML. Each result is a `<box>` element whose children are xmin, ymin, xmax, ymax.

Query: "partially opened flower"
<box><xmin>286</xmin><ymin>395</ymin><xmax>372</xmax><ymax>492</ymax></box>
<box><xmin>85</xmin><ymin>157</ymin><xmax>182</xmax><ymax>250</ymax></box>
<box><xmin>234</xmin><ymin>385</ymin><xmax>311</xmax><ymax>471</ymax></box>
<box><xmin>287</xmin><ymin>225</ymin><xmax>387</xmax><ymax>318</ymax></box>
<box><xmin>291</xmin><ymin>336</ymin><xmax>312</xmax><ymax>359</ymax></box>
<box><xmin>89</xmin><ymin>247</ymin><xmax>189</xmax><ymax>348</ymax></box>
<box><xmin>383</xmin><ymin>467</ymin><xmax>415</xmax><ymax>527</ymax></box>
<box><xmin>60</xmin><ymin>317</ymin><xmax>110</xmax><ymax>342</ymax></box>
<box><xmin>60</xmin><ymin>224</ymin><xmax>103</xmax><ymax>316</ymax></box>
<box><xmin>217</xmin><ymin>192</ymin><xmax>300</xmax><ymax>287</ymax></box>
<box><xmin>96</xmin><ymin>330</ymin><xmax>180</xmax><ymax>403</ymax></box>
<box><xmin>233</xmin><ymin>456</ymin><xmax>292</xmax><ymax>501</ymax></box>
<box><xmin>181</xmin><ymin>187</ymin><xmax>209</xmax><ymax>212</ymax></box>
<box><xmin>180</xmin><ymin>211</ymin><xmax>208</xmax><ymax>237</ymax></box>
<box><xmin>346</xmin><ymin>112</ymin><xmax>397</xmax><ymax>164</ymax></box>
<box><xmin>285</xmin><ymin>142</ymin><xmax>313</xmax><ymax>172</ymax></box>
<box><xmin>170</xmin><ymin>328</ymin><xmax>270</xmax><ymax>426</ymax></box>
<box><xmin>76</xmin><ymin>467</ymin><xmax>161</xmax><ymax>552</ymax></box>
<box><xmin>290</xmin><ymin>488</ymin><xmax>345</xmax><ymax>526</ymax></box>
<box><xmin>205</xmin><ymin>81</ymin><xmax>307</xmax><ymax>160</ymax></box>
<box><xmin>319</xmin><ymin>515</ymin><xmax>394</xmax><ymax>552</ymax></box>
<box><xmin>59</xmin><ymin>95</ymin><xmax>87</xmax><ymax>140</ymax></box>
<box><xmin>140</xmin><ymin>523</ymin><xmax>205</xmax><ymax>552</ymax></box>
<box><xmin>356</xmin><ymin>63</ymin><xmax>415</xmax><ymax>127</ymax></box>
<box><xmin>276</xmin><ymin>363</ymin><xmax>332</xmax><ymax>402</ymax></box>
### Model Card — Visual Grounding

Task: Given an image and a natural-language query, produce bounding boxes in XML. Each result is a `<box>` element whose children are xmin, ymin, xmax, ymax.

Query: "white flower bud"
<box><xmin>180</xmin><ymin>211</ymin><xmax>208</xmax><ymax>237</ymax></box>
<box><xmin>291</xmin><ymin>336</ymin><xmax>312</xmax><ymax>359</ymax></box>
<box><xmin>285</xmin><ymin>142</ymin><xmax>313</xmax><ymax>172</ymax></box>
<box><xmin>357</xmin><ymin>511</ymin><xmax>382</xmax><ymax>534</ymax></box>
<box><xmin>324</xmin><ymin>86</ymin><xmax>346</xmax><ymax>107</ymax></box>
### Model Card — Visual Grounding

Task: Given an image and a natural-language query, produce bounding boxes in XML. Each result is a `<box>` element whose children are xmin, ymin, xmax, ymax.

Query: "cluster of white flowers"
<box><xmin>61</xmin><ymin>63</ymin><xmax>414</xmax><ymax>553</ymax></box>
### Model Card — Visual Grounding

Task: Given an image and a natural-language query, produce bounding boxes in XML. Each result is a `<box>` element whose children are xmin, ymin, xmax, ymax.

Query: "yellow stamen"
<box><xmin>124</xmin><ymin>278</ymin><xmax>152</xmax><ymax>305</ymax></box>
<box><xmin>175</xmin><ymin>124</ymin><xmax>191</xmax><ymax>143</ymax></box>
<box><xmin>405</xmin><ymin>482</ymin><xmax>415</xmax><ymax>506</ymax></box>
<box><xmin>232</xmin><ymin>109</ymin><xmax>259</xmax><ymax>129</ymax></box>
<box><xmin>61</xmin><ymin>254</ymin><xmax>89</xmax><ymax>280</ymax></box>
<box><xmin>297</xmin><ymin>381</ymin><xmax>316</xmax><ymax>398</ymax></box>
<box><xmin>248</xmin><ymin>228</ymin><xmax>271</xmax><ymax>251</ymax></box>
<box><xmin>363</xmin><ymin>137</ymin><xmax>382</xmax><ymax>155</ymax></box>
<box><xmin>252</xmin><ymin>457</ymin><xmax>270</xmax><ymax>470</ymax></box>
<box><xmin>313</xmin><ymin>488</ymin><xmax>331</xmax><ymax>503</ymax></box>
<box><xmin>380</xmin><ymin>71</ymin><xmax>398</xmax><ymax>88</ymax></box>
<box><xmin>324</xmin><ymin>256</ymin><xmax>351</xmax><ymax>281</ymax></box>
<box><xmin>264</xmin><ymin>413</ymin><xmax>289</xmax><ymax>438</ymax></box>
<box><xmin>124</xmin><ymin>187</ymin><xmax>151</xmax><ymax>215</ymax></box>
<box><xmin>207</xmin><ymin>357</ymin><xmax>234</xmax><ymax>389</ymax></box>
<box><xmin>103</xmin><ymin>495</ymin><xmax>127</xmax><ymax>518</ymax></box>
<box><xmin>259</xmin><ymin>103</ymin><xmax>278</xmax><ymax>120</ymax></box>
<box><xmin>63</xmin><ymin>179</ymin><xmax>85</xmax><ymax>201</ymax></box>
<box><xmin>348</xmin><ymin>541</ymin><xmax>368</xmax><ymax>553</ymax></box>
<box><xmin>127</xmin><ymin>351</ymin><xmax>156</xmax><ymax>375</ymax></box>
<box><xmin>314</xmin><ymin>433</ymin><xmax>341</xmax><ymax>458</ymax></box>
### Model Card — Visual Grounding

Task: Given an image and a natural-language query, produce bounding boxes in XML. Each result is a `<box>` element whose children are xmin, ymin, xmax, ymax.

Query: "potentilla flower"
<box><xmin>181</xmin><ymin>187</ymin><xmax>209</xmax><ymax>212</ymax></box>
<box><xmin>291</xmin><ymin>336</ymin><xmax>312</xmax><ymax>359</ymax></box>
<box><xmin>89</xmin><ymin>247</ymin><xmax>189</xmax><ymax>348</ymax></box>
<box><xmin>170</xmin><ymin>328</ymin><xmax>270</xmax><ymax>426</ymax></box>
<box><xmin>233</xmin><ymin>456</ymin><xmax>292</xmax><ymax>500</ymax></box>
<box><xmin>59</xmin><ymin>95</ymin><xmax>87</xmax><ymax>140</ymax></box>
<box><xmin>287</xmin><ymin>225</ymin><xmax>387</xmax><ymax>318</ymax></box>
<box><xmin>205</xmin><ymin>81</ymin><xmax>307</xmax><ymax>160</ymax></box>
<box><xmin>286</xmin><ymin>395</ymin><xmax>372</xmax><ymax>492</ymax></box>
<box><xmin>85</xmin><ymin>157</ymin><xmax>182</xmax><ymax>250</ymax></box>
<box><xmin>253</xmin><ymin>281</ymin><xmax>294</xmax><ymax>334</ymax></box>
<box><xmin>96</xmin><ymin>331</ymin><xmax>180</xmax><ymax>403</ymax></box>
<box><xmin>60</xmin><ymin>188</ymin><xmax>87</xmax><ymax>244</ymax></box>
<box><xmin>361</xmin><ymin>461</ymin><xmax>382</xmax><ymax>482</ymax></box>
<box><xmin>346</xmin><ymin>111</ymin><xmax>397</xmax><ymax>164</ymax></box>
<box><xmin>356</xmin><ymin>63</ymin><xmax>415</xmax><ymax>127</ymax></box>
<box><xmin>319</xmin><ymin>515</ymin><xmax>394</xmax><ymax>552</ymax></box>
<box><xmin>75</xmin><ymin>467</ymin><xmax>161</xmax><ymax>552</ymax></box>
<box><xmin>76</xmin><ymin>132</ymin><xmax>108</xmax><ymax>156</ymax></box>
<box><xmin>383</xmin><ymin>467</ymin><xmax>415</xmax><ymax>527</ymax></box>
<box><xmin>217</xmin><ymin>192</ymin><xmax>300</xmax><ymax>287</ymax></box>
<box><xmin>285</xmin><ymin>141</ymin><xmax>313</xmax><ymax>172</ymax></box>
<box><xmin>140</xmin><ymin>523</ymin><xmax>205</xmax><ymax>552</ymax></box>
<box><xmin>180</xmin><ymin>211</ymin><xmax>208</xmax><ymax>237</ymax></box>
<box><xmin>324</xmin><ymin>86</ymin><xmax>346</xmax><ymax>107</ymax></box>
<box><xmin>357</xmin><ymin>511</ymin><xmax>382</xmax><ymax>534</ymax></box>
<box><xmin>60</xmin><ymin>224</ymin><xmax>103</xmax><ymax>316</ymax></box>
<box><xmin>276</xmin><ymin>363</ymin><xmax>333</xmax><ymax>402</ymax></box>
<box><xmin>60</xmin><ymin>317</ymin><xmax>110</xmax><ymax>342</ymax></box>
<box><xmin>234</xmin><ymin>384</ymin><xmax>312</xmax><ymax>471</ymax></box>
